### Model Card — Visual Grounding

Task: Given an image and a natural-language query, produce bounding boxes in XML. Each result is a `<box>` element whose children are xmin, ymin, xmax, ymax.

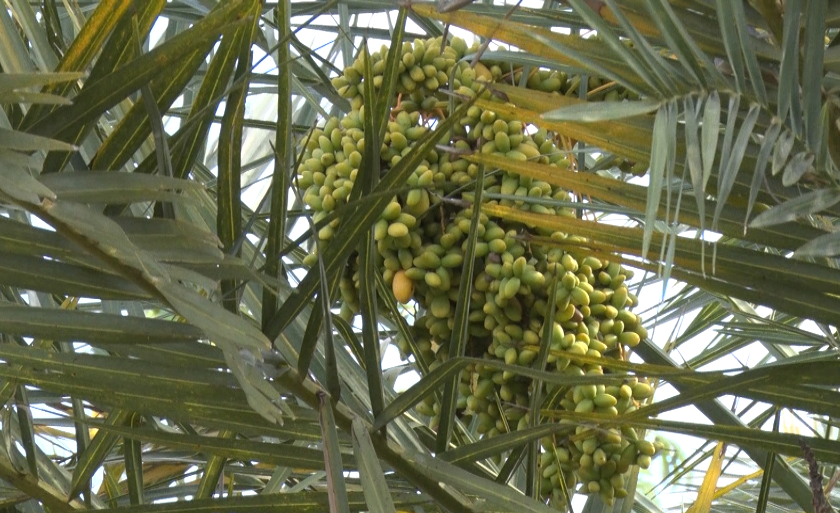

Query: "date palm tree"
<box><xmin>0</xmin><ymin>1</ymin><xmax>838</xmax><ymax>513</ymax></box>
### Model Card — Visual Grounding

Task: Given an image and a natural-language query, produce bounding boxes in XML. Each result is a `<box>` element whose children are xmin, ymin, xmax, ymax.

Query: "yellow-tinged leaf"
<box><xmin>20</xmin><ymin>0</ymin><xmax>136</xmax><ymax>130</ymax></box>
<box><xmin>53</xmin><ymin>0</ymin><xmax>135</xmax><ymax>75</ymax></box>
<box><xmin>469</xmin><ymin>152</ymin><xmax>816</xmax><ymax>251</ymax></box>
<box><xmin>411</xmin><ymin>4</ymin><xmax>587</xmax><ymax>67</ymax></box>
<box><xmin>490</xmin><ymin>83</ymin><xmax>655</xmax><ymax>152</ymax></box>
<box><xmin>468</xmin><ymin>153</ymin><xmax>650</xmax><ymax>212</ymax></box>
<box><xmin>480</xmin><ymin>203</ymin><xmax>631</xmax><ymax>244</ymax></box>
<box><xmin>409</xmin><ymin>3</ymin><xmax>650</xmax><ymax>92</ymax></box>
<box><xmin>474</xmin><ymin>94</ymin><xmax>652</xmax><ymax>164</ymax></box>
<box><xmin>687</xmin><ymin>442</ymin><xmax>726</xmax><ymax>513</ymax></box>
<box><xmin>589</xmin><ymin>2</ymin><xmax>777</xmax><ymax>62</ymax></box>
<box><xmin>711</xmin><ymin>457</ymin><xmax>797</xmax><ymax>500</ymax></box>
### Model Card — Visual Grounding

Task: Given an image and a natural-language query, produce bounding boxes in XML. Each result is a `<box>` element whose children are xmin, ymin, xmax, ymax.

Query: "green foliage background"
<box><xmin>0</xmin><ymin>1</ymin><xmax>839</xmax><ymax>513</ymax></box>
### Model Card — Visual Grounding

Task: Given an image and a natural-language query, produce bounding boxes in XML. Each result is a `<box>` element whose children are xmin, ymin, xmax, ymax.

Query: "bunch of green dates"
<box><xmin>537</xmin><ymin>376</ymin><xmax>656</xmax><ymax>506</ymax></box>
<box><xmin>297</xmin><ymin>36</ymin><xmax>654</xmax><ymax>508</ymax></box>
<box><xmin>409</xmin><ymin>249</ymin><xmax>652</xmax><ymax>507</ymax></box>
